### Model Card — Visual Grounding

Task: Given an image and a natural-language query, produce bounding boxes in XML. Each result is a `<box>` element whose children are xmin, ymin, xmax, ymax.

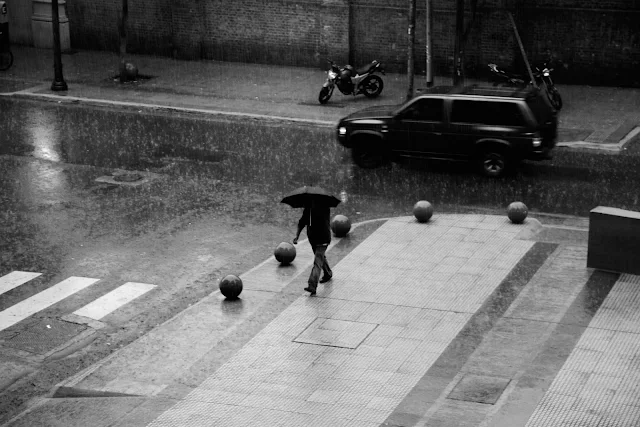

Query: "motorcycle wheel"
<box><xmin>318</xmin><ymin>87</ymin><xmax>333</xmax><ymax>104</ymax></box>
<box><xmin>362</xmin><ymin>75</ymin><xmax>384</xmax><ymax>98</ymax></box>
<box><xmin>547</xmin><ymin>88</ymin><xmax>563</xmax><ymax>111</ymax></box>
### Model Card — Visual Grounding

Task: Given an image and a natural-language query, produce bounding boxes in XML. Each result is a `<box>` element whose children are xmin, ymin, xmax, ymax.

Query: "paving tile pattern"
<box><xmin>146</xmin><ymin>215</ymin><xmax>533</xmax><ymax>427</ymax></box>
<box><xmin>525</xmin><ymin>274</ymin><xmax>640</xmax><ymax>426</ymax></box>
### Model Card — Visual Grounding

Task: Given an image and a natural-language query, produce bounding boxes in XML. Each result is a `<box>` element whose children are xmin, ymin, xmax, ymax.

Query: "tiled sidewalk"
<box><xmin>526</xmin><ymin>274</ymin><xmax>640</xmax><ymax>426</ymax></box>
<box><xmin>8</xmin><ymin>213</ymin><xmax>640</xmax><ymax>427</ymax></box>
<box><xmin>146</xmin><ymin>215</ymin><xmax>535</xmax><ymax>426</ymax></box>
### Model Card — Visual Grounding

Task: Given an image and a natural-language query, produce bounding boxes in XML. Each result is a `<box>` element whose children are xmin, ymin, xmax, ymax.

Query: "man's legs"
<box><xmin>305</xmin><ymin>243</ymin><xmax>329</xmax><ymax>294</ymax></box>
<box><xmin>320</xmin><ymin>249</ymin><xmax>332</xmax><ymax>282</ymax></box>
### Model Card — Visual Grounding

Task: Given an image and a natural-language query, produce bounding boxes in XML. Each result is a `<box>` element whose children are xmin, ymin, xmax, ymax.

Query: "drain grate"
<box><xmin>4</xmin><ymin>318</ymin><xmax>87</xmax><ymax>355</ymax></box>
<box><xmin>447</xmin><ymin>374</ymin><xmax>511</xmax><ymax>405</ymax></box>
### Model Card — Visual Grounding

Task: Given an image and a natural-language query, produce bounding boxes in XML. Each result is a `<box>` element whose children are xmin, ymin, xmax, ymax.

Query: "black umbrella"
<box><xmin>281</xmin><ymin>186</ymin><xmax>341</xmax><ymax>208</ymax></box>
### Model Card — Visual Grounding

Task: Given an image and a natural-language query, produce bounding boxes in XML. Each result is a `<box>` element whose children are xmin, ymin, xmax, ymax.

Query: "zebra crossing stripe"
<box><xmin>0</xmin><ymin>276</ymin><xmax>100</xmax><ymax>331</ymax></box>
<box><xmin>73</xmin><ymin>282</ymin><xmax>156</xmax><ymax>320</ymax></box>
<box><xmin>0</xmin><ymin>271</ymin><xmax>42</xmax><ymax>295</ymax></box>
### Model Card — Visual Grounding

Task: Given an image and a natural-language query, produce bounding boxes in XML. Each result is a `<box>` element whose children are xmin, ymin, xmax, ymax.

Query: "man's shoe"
<box><xmin>304</xmin><ymin>286</ymin><xmax>316</xmax><ymax>296</ymax></box>
<box><xmin>319</xmin><ymin>275</ymin><xmax>333</xmax><ymax>283</ymax></box>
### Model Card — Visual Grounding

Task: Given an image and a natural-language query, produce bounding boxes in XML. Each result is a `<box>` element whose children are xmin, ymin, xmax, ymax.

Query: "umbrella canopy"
<box><xmin>280</xmin><ymin>186</ymin><xmax>341</xmax><ymax>208</ymax></box>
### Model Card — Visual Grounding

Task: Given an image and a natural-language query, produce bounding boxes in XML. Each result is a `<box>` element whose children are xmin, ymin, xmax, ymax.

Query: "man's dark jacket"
<box><xmin>298</xmin><ymin>206</ymin><xmax>331</xmax><ymax>245</ymax></box>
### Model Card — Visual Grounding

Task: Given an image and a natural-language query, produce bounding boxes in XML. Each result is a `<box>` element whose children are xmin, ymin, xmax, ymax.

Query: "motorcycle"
<box><xmin>488</xmin><ymin>62</ymin><xmax>562</xmax><ymax>110</ymax></box>
<box><xmin>318</xmin><ymin>59</ymin><xmax>385</xmax><ymax>104</ymax></box>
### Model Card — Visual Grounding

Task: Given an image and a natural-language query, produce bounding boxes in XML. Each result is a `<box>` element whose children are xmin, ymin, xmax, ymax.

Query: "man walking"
<box><xmin>293</xmin><ymin>199</ymin><xmax>333</xmax><ymax>295</ymax></box>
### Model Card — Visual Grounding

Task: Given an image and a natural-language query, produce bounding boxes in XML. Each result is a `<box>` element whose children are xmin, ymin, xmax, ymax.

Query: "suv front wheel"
<box><xmin>352</xmin><ymin>140</ymin><xmax>387</xmax><ymax>169</ymax></box>
<box><xmin>479</xmin><ymin>149</ymin><xmax>510</xmax><ymax>177</ymax></box>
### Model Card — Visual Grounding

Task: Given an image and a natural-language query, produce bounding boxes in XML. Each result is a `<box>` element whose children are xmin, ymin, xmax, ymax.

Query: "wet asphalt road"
<box><xmin>2</xmin><ymin>97</ymin><xmax>639</xmax><ymax>218</ymax></box>
<box><xmin>0</xmin><ymin>97</ymin><xmax>639</xmax><ymax>423</ymax></box>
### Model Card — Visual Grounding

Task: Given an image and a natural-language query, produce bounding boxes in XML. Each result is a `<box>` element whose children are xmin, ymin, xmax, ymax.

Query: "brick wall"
<box><xmin>65</xmin><ymin>0</ymin><xmax>640</xmax><ymax>86</ymax></box>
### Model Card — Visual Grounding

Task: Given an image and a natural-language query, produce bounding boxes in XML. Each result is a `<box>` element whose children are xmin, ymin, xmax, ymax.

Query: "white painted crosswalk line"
<box><xmin>0</xmin><ymin>276</ymin><xmax>100</xmax><ymax>331</ymax></box>
<box><xmin>0</xmin><ymin>271</ymin><xmax>42</xmax><ymax>295</ymax></box>
<box><xmin>73</xmin><ymin>282</ymin><xmax>156</xmax><ymax>320</ymax></box>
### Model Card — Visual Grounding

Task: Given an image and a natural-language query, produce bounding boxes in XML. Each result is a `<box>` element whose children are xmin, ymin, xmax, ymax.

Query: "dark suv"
<box><xmin>336</xmin><ymin>86</ymin><xmax>558</xmax><ymax>176</ymax></box>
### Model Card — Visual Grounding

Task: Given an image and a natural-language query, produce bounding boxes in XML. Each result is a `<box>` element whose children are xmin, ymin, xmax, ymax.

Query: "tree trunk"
<box><xmin>118</xmin><ymin>0</ymin><xmax>128</xmax><ymax>83</ymax></box>
<box><xmin>459</xmin><ymin>0</ymin><xmax>481</xmax><ymax>84</ymax></box>
<box><xmin>425</xmin><ymin>0</ymin><xmax>433</xmax><ymax>87</ymax></box>
<box><xmin>407</xmin><ymin>0</ymin><xmax>416</xmax><ymax>101</ymax></box>
<box><xmin>453</xmin><ymin>0</ymin><xmax>464</xmax><ymax>86</ymax></box>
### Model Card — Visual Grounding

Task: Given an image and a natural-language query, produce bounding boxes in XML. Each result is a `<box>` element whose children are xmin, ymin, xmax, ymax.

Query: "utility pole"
<box><xmin>407</xmin><ymin>0</ymin><xmax>416</xmax><ymax>101</ymax></box>
<box><xmin>452</xmin><ymin>0</ymin><xmax>464</xmax><ymax>86</ymax></box>
<box><xmin>507</xmin><ymin>11</ymin><xmax>535</xmax><ymax>87</ymax></box>
<box><xmin>425</xmin><ymin>0</ymin><xmax>433</xmax><ymax>87</ymax></box>
<box><xmin>51</xmin><ymin>0</ymin><xmax>67</xmax><ymax>91</ymax></box>
<box><xmin>348</xmin><ymin>0</ymin><xmax>355</xmax><ymax>67</ymax></box>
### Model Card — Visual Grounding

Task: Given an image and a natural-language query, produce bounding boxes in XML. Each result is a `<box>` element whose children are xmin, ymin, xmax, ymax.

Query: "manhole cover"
<box><xmin>4</xmin><ymin>318</ymin><xmax>87</xmax><ymax>355</ymax></box>
<box><xmin>293</xmin><ymin>318</ymin><xmax>377</xmax><ymax>349</ymax></box>
<box><xmin>447</xmin><ymin>374</ymin><xmax>511</xmax><ymax>405</ymax></box>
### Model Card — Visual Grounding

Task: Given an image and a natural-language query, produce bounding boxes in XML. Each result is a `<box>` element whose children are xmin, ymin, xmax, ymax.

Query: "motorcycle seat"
<box><xmin>356</xmin><ymin>60</ymin><xmax>380</xmax><ymax>76</ymax></box>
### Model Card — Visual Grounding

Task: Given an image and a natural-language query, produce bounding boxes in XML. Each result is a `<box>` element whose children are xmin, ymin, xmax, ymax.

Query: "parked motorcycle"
<box><xmin>488</xmin><ymin>62</ymin><xmax>562</xmax><ymax>110</ymax></box>
<box><xmin>319</xmin><ymin>59</ymin><xmax>385</xmax><ymax>104</ymax></box>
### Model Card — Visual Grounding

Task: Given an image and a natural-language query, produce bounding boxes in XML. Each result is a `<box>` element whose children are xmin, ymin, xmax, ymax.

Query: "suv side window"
<box><xmin>400</xmin><ymin>98</ymin><xmax>443</xmax><ymax>121</ymax></box>
<box><xmin>451</xmin><ymin>100</ymin><xmax>526</xmax><ymax>126</ymax></box>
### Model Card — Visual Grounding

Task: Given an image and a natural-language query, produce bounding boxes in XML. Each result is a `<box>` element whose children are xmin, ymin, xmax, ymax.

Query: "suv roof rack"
<box><xmin>449</xmin><ymin>85</ymin><xmax>535</xmax><ymax>99</ymax></box>
<box><xmin>416</xmin><ymin>84</ymin><xmax>540</xmax><ymax>99</ymax></box>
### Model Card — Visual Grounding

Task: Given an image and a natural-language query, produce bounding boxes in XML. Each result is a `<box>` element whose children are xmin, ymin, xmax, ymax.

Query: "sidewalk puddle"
<box><xmin>298</xmin><ymin>101</ymin><xmax>345</xmax><ymax>108</ymax></box>
<box><xmin>557</xmin><ymin>128</ymin><xmax>592</xmax><ymax>142</ymax></box>
<box><xmin>448</xmin><ymin>374</ymin><xmax>511</xmax><ymax>404</ymax></box>
<box><xmin>0</xmin><ymin>79</ymin><xmax>43</xmax><ymax>94</ymax></box>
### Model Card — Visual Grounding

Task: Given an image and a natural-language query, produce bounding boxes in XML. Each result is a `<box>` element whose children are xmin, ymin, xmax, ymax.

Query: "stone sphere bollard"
<box><xmin>331</xmin><ymin>215</ymin><xmax>351</xmax><ymax>237</ymax></box>
<box><xmin>413</xmin><ymin>200</ymin><xmax>434</xmax><ymax>223</ymax></box>
<box><xmin>507</xmin><ymin>202</ymin><xmax>528</xmax><ymax>224</ymax></box>
<box><xmin>274</xmin><ymin>242</ymin><xmax>296</xmax><ymax>265</ymax></box>
<box><xmin>219</xmin><ymin>274</ymin><xmax>243</xmax><ymax>299</ymax></box>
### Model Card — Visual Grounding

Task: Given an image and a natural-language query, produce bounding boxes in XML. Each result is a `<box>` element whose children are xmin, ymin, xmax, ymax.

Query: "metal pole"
<box><xmin>507</xmin><ymin>11</ymin><xmax>536</xmax><ymax>87</ymax></box>
<box><xmin>51</xmin><ymin>0</ymin><xmax>67</xmax><ymax>91</ymax></box>
<box><xmin>425</xmin><ymin>0</ymin><xmax>433</xmax><ymax>87</ymax></box>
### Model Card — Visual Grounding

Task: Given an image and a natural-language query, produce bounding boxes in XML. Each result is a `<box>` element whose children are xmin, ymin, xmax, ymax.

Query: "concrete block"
<box><xmin>587</xmin><ymin>206</ymin><xmax>640</xmax><ymax>274</ymax></box>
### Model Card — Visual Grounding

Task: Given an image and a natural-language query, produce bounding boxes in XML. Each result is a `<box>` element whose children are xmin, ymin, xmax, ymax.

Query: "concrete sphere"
<box><xmin>274</xmin><ymin>242</ymin><xmax>296</xmax><ymax>265</ymax></box>
<box><xmin>331</xmin><ymin>215</ymin><xmax>351</xmax><ymax>237</ymax></box>
<box><xmin>219</xmin><ymin>274</ymin><xmax>243</xmax><ymax>299</ymax></box>
<box><xmin>507</xmin><ymin>201</ymin><xmax>528</xmax><ymax>224</ymax></box>
<box><xmin>413</xmin><ymin>200</ymin><xmax>433</xmax><ymax>223</ymax></box>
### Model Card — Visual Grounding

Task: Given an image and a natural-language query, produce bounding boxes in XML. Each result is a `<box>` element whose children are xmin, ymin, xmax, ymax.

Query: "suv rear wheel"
<box><xmin>352</xmin><ymin>140</ymin><xmax>386</xmax><ymax>169</ymax></box>
<box><xmin>479</xmin><ymin>149</ymin><xmax>509</xmax><ymax>177</ymax></box>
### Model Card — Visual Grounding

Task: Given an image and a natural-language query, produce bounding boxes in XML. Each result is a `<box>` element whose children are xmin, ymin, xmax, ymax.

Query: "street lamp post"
<box><xmin>51</xmin><ymin>0</ymin><xmax>67</xmax><ymax>91</ymax></box>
